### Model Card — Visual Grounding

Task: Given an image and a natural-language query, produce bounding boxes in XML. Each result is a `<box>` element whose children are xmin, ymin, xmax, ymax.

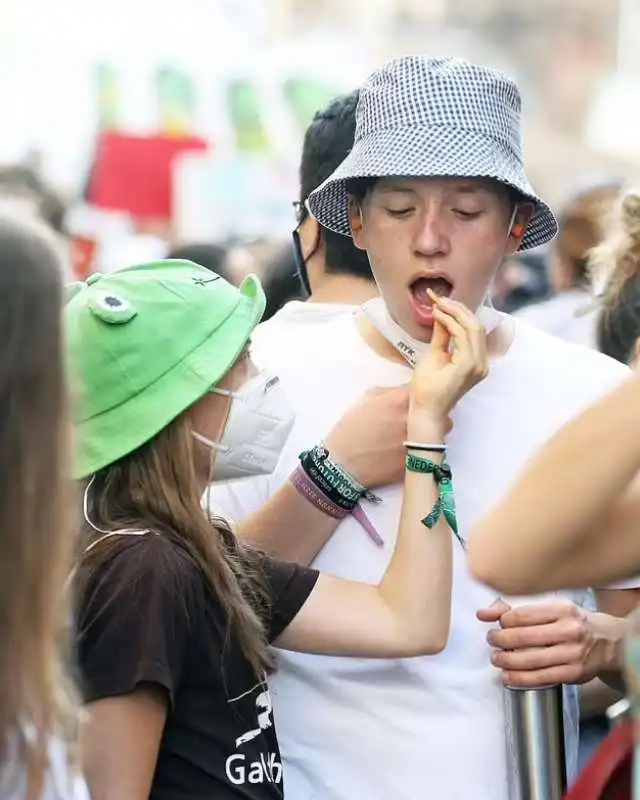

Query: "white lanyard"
<box><xmin>361</xmin><ymin>297</ymin><xmax>503</xmax><ymax>368</ymax></box>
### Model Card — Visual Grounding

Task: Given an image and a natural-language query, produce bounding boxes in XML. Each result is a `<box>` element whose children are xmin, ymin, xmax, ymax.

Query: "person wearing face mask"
<box><xmin>66</xmin><ymin>259</ymin><xmax>486</xmax><ymax>799</ymax></box>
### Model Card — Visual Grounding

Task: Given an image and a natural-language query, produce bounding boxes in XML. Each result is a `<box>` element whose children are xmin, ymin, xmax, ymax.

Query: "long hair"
<box><xmin>77</xmin><ymin>412</ymin><xmax>273</xmax><ymax>678</ymax></box>
<box><xmin>591</xmin><ymin>190</ymin><xmax>640</xmax><ymax>364</ymax></box>
<box><xmin>0</xmin><ymin>213</ymin><xmax>77</xmax><ymax>798</ymax></box>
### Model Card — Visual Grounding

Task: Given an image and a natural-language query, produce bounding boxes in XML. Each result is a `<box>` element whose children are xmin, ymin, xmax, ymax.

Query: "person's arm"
<box><xmin>272</xmin><ymin>296</ymin><xmax>487</xmax><ymax>657</ymax></box>
<box><xmin>467</xmin><ymin>371</ymin><xmax>640</xmax><ymax>593</ymax></box>
<box><xmin>83</xmin><ymin>686</ymin><xmax>167</xmax><ymax>800</ymax></box>
<box><xmin>209</xmin><ymin>384</ymin><xmax>411</xmax><ymax>565</ymax></box>
<box><xmin>75</xmin><ymin>537</ymin><xmax>194</xmax><ymax>799</ymax></box>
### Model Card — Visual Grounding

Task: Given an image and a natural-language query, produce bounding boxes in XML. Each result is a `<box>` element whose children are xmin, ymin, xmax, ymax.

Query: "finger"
<box><xmin>498</xmin><ymin>602</ymin><xmax>582</xmax><ymax>630</ymax></box>
<box><xmin>435</xmin><ymin>297</ymin><xmax>487</xmax><ymax>367</ymax></box>
<box><xmin>492</xmin><ymin>643</ymin><xmax>583</xmax><ymax>673</ymax></box>
<box><xmin>429</xmin><ymin>314</ymin><xmax>451</xmax><ymax>353</ymax></box>
<box><xmin>489</xmin><ymin>619</ymin><xmax>584</xmax><ymax>650</ymax></box>
<box><xmin>431</xmin><ymin>308</ymin><xmax>472</xmax><ymax>360</ymax></box>
<box><xmin>476</xmin><ymin>599</ymin><xmax>511</xmax><ymax>623</ymax></box>
<box><xmin>500</xmin><ymin>663</ymin><xmax>585</xmax><ymax>688</ymax></box>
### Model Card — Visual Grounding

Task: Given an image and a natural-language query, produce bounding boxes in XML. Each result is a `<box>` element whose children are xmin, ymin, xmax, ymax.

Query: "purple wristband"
<box><xmin>289</xmin><ymin>466</ymin><xmax>384</xmax><ymax>548</ymax></box>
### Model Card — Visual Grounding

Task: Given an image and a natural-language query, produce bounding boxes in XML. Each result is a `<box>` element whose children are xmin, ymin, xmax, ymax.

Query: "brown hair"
<box><xmin>77</xmin><ymin>412</ymin><xmax>273</xmax><ymax>678</ymax></box>
<box><xmin>555</xmin><ymin>183</ymin><xmax>621</xmax><ymax>288</ymax></box>
<box><xmin>0</xmin><ymin>213</ymin><xmax>77</xmax><ymax>797</ymax></box>
<box><xmin>591</xmin><ymin>190</ymin><xmax>640</xmax><ymax>364</ymax></box>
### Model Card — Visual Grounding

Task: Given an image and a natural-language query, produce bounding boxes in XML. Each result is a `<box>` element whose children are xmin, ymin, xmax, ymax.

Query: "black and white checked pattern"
<box><xmin>307</xmin><ymin>56</ymin><xmax>557</xmax><ymax>251</ymax></box>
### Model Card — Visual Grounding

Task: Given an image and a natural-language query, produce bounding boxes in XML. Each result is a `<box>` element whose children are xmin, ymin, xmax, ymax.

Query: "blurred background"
<box><xmin>3</xmin><ymin>0</ymin><xmax>640</xmax><ymax>297</ymax></box>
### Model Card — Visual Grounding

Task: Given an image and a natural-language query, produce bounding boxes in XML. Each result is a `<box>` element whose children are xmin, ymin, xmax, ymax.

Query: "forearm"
<box><xmin>377</xmin><ymin>416</ymin><xmax>453</xmax><ymax>653</ymax></box>
<box><xmin>468</xmin><ymin>373</ymin><xmax>640</xmax><ymax>593</ymax></box>
<box><xmin>237</xmin><ymin>481</ymin><xmax>341</xmax><ymax>565</ymax></box>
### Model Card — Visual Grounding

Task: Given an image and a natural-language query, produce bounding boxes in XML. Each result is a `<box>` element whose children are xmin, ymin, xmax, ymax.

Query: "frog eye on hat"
<box><xmin>89</xmin><ymin>292</ymin><xmax>137</xmax><ymax>324</ymax></box>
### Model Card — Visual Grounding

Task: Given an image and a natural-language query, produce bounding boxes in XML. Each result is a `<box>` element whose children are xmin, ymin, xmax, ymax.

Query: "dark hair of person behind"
<box><xmin>167</xmin><ymin>242</ymin><xmax>232</xmax><ymax>283</ymax></box>
<box><xmin>0</xmin><ymin>214</ymin><xmax>77</xmax><ymax>798</ymax></box>
<box><xmin>299</xmin><ymin>91</ymin><xmax>373</xmax><ymax>281</ymax></box>
<box><xmin>0</xmin><ymin>165</ymin><xmax>68</xmax><ymax>235</ymax></box>
<box><xmin>261</xmin><ymin>243</ymin><xmax>305</xmax><ymax>322</ymax></box>
<box><xmin>592</xmin><ymin>190</ymin><xmax>640</xmax><ymax>364</ymax></box>
<box><xmin>78</xmin><ymin>412</ymin><xmax>274</xmax><ymax>679</ymax></box>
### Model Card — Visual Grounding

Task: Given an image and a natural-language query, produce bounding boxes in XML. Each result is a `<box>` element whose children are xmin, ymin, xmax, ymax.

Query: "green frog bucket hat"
<box><xmin>66</xmin><ymin>260</ymin><xmax>266</xmax><ymax>480</ymax></box>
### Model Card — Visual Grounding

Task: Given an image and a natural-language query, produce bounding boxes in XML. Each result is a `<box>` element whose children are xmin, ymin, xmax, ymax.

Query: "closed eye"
<box><xmin>386</xmin><ymin>207</ymin><xmax>414</xmax><ymax>218</ymax></box>
<box><xmin>454</xmin><ymin>209</ymin><xmax>482</xmax><ymax>220</ymax></box>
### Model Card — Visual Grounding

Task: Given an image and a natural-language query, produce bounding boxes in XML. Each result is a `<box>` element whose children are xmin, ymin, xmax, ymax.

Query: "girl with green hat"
<box><xmin>67</xmin><ymin>259</ymin><xmax>486</xmax><ymax>799</ymax></box>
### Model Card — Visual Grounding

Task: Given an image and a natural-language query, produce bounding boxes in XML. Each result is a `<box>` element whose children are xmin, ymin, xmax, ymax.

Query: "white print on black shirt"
<box><xmin>225</xmin><ymin>680</ymin><xmax>283</xmax><ymax>787</ymax></box>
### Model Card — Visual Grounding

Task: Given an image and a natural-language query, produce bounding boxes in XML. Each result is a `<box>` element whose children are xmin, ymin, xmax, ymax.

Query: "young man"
<box><xmin>210</xmin><ymin>57</ymin><xmax>639</xmax><ymax>799</ymax></box>
<box><xmin>251</xmin><ymin>89</ymin><xmax>378</xmax><ymax>355</ymax></box>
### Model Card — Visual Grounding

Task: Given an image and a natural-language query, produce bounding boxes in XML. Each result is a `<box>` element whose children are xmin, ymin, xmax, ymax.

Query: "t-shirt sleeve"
<box><xmin>260</xmin><ymin>557</ymin><xmax>319</xmax><ymax>642</ymax></box>
<box><xmin>75</xmin><ymin>536</ymin><xmax>198</xmax><ymax>707</ymax></box>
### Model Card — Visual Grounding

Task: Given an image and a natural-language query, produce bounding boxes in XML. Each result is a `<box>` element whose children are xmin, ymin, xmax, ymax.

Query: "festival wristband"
<box><xmin>299</xmin><ymin>445</ymin><xmax>380</xmax><ymax>509</ymax></box>
<box><xmin>290</xmin><ymin>466</ymin><xmax>384</xmax><ymax>548</ymax></box>
<box><xmin>405</xmin><ymin>453</ymin><xmax>464</xmax><ymax>548</ymax></box>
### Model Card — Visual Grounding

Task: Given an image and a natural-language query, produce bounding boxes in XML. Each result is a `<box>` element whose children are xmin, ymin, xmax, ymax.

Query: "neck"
<box><xmin>356</xmin><ymin>307</ymin><xmax>515</xmax><ymax>365</ymax></box>
<box><xmin>308</xmin><ymin>273</ymin><xmax>378</xmax><ymax>306</ymax></box>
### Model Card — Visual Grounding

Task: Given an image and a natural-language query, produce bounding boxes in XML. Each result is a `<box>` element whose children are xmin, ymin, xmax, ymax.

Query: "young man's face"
<box><xmin>349</xmin><ymin>176</ymin><xmax>526</xmax><ymax>342</ymax></box>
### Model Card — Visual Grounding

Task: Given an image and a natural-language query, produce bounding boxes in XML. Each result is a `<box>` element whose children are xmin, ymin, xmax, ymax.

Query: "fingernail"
<box><xmin>426</xmin><ymin>288</ymin><xmax>441</xmax><ymax>301</ymax></box>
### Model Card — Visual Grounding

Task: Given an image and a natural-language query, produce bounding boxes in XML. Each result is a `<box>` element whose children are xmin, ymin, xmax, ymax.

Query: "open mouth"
<box><xmin>409</xmin><ymin>274</ymin><xmax>455</xmax><ymax>306</ymax></box>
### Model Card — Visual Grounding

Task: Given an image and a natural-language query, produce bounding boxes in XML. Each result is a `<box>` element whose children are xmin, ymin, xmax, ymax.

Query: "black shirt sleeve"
<box><xmin>260</xmin><ymin>557</ymin><xmax>320</xmax><ymax>642</ymax></box>
<box><xmin>75</xmin><ymin>535</ymin><xmax>199</xmax><ymax>707</ymax></box>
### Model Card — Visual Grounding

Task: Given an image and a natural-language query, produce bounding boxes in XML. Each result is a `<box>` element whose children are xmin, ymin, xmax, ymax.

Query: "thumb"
<box><xmin>476</xmin><ymin>599</ymin><xmax>511</xmax><ymax>623</ymax></box>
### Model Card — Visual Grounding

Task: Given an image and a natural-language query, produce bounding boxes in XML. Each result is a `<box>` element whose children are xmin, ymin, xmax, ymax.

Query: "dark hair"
<box><xmin>592</xmin><ymin>191</ymin><xmax>640</xmax><ymax>364</ymax></box>
<box><xmin>0</xmin><ymin>214</ymin><xmax>77</xmax><ymax>796</ymax></box>
<box><xmin>168</xmin><ymin>242</ymin><xmax>232</xmax><ymax>283</ymax></box>
<box><xmin>261</xmin><ymin>244</ymin><xmax>305</xmax><ymax>322</ymax></box>
<box><xmin>346</xmin><ymin>176</ymin><xmax>523</xmax><ymax>209</ymax></box>
<box><xmin>299</xmin><ymin>91</ymin><xmax>373</xmax><ymax>281</ymax></box>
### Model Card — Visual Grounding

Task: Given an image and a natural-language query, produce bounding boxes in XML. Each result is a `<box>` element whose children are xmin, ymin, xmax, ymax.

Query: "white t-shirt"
<box><xmin>514</xmin><ymin>289</ymin><xmax>597</xmax><ymax>349</ymax></box>
<box><xmin>210</xmin><ymin>307</ymin><xmax>633</xmax><ymax>800</ymax></box>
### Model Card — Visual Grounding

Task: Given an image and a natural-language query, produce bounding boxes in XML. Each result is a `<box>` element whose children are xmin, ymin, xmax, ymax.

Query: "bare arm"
<box><xmin>468</xmin><ymin>372</ymin><xmax>640</xmax><ymax>593</ymax></box>
<box><xmin>234</xmin><ymin>385</ymin><xmax>410</xmax><ymax>565</ymax></box>
<box><xmin>83</xmin><ymin>685</ymin><xmax>167</xmax><ymax>800</ymax></box>
<box><xmin>275</xmin><ymin>434</ymin><xmax>452</xmax><ymax>657</ymax></box>
<box><xmin>274</xmin><ymin>296</ymin><xmax>487</xmax><ymax>658</ymax></box>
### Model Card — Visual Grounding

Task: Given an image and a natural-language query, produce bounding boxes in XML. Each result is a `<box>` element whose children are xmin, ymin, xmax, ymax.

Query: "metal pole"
<box><xmin>504</xmin><ymin>684</ymin><xmax>567</xmax><ymax>800</ymax></box>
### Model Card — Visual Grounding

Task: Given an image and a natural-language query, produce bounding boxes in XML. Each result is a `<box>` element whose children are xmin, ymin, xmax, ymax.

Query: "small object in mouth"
<box><xmin>411</xmin><ymin>276</ymin><xmax>453</xmax><ymax>304</ymax></box>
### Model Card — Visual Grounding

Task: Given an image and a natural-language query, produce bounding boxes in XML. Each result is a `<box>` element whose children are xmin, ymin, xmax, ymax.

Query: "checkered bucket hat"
<box><xmin>307</xmin><ymin>56</ymin><xmax>557</xmax><ymax>251</ymax></box>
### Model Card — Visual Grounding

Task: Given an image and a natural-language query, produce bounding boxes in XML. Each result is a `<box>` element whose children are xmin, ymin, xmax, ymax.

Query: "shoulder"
<box><xmin>512</xmin><ymin>318</ymin><xmax>629</xmax><ymax>391</ymax></box>
<box><xmin>77</xmin><ymin>533</ymin><xmax>205</xmax><ymax>628</ymax></box>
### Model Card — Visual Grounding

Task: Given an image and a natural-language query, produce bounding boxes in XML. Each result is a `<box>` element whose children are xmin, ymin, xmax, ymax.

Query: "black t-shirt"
<box><xmin>75</xmin><ymin>533</ymin><xmax>319</xmax><ymax>799</ymax></box>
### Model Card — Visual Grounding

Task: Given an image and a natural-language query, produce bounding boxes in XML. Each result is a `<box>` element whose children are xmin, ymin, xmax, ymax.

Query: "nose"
<box><xmin>412</xmin><ymin>207</ymin><xmax>450</xmax><ymax>259</ymax></box>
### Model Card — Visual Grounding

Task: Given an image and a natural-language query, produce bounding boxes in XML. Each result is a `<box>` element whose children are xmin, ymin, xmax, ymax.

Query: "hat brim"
<box><xmin>74</xmin><ymin>274</ymin><xmax>265</xmax><ymax>480</ymax></box>
<box><xmin>307</xmin><ymin>126</ymin><xmax>558</xmax><ymax>251</ymax></box>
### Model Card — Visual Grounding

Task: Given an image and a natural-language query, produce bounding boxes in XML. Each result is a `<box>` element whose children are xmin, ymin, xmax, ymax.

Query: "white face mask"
<box><xmin>192</xmin><ymin>371</ymin><xmax>295</xmax><ymax>482</ymax></box>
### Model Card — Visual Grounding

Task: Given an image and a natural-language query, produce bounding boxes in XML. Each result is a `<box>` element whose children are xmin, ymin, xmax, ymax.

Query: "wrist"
<box><xmin>588</xmin><ymin>611</ymin><xmax>629</xmax><ymax>672</ymax></box>
<box><xmin>407</xmin><ymin>407</ymin><xmax>448</xmax><ymax>442</ymax></box>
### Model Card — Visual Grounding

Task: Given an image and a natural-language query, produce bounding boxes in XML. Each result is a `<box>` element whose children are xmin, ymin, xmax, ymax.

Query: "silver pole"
<box><xmin>504</xmin><ymin>685</ymin><xmax>567</xmax><ymax>800</ymax></box>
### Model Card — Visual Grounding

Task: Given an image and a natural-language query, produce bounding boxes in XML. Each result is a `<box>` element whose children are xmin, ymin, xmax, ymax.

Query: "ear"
<box><xmin>506</xmin><ymin>202</ymin><xmax>535</xmax><ymax>254</ymax></box>
<box><xmin>347</xmin><ymin>198</ymin><xmax>367</xmax><ymax>251</ymax></box>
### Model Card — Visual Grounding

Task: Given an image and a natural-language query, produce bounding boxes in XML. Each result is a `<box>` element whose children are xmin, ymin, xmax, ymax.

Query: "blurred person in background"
<box><xmin>252</xmin><ymin>90</ymin><xmax>377</xmax><ymax>350</ymax></box>
<box><xmin>491</xmin><ymin>248</ymin><xmax>549</xmax><ymax>313</ymax></box>
<box><xmin>67</xmin><ymin>259</ymin><xmax>483</xmax><ymax>799</ymax></box>
<box><xmin>593</xmin><ymin>190</ymin><xmax>640</xmax><ymax>367</ymax></box>
<box><xmin>0</xmin><ymin>214</ymin><xmax>87</xmax><ymax>799</ymax></box>
<box><xmin>168</xmin><ymin>241</ymin><xmax>234</xmax><ymax>283</ymax></box>
<box><xmin>210</xmin><ymin>57</ymin><xmax>640</xmax><ymax>798</ymax></box>
<box><xmin>515</xmin><ymin>180</ymin><xmax>622</xmax><ymax>347</ymax></box>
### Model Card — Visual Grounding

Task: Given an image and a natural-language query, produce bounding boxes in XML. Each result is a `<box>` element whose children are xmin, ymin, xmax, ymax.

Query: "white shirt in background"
<box><xmin>210</xmin><ymin>308</ymin><xmax>632</xmax><ymax>800</ymax></box>
<box><xmin>514</xmin><ymin>288</ymin><xmax>597</xmax><ymax>349</ymax></box>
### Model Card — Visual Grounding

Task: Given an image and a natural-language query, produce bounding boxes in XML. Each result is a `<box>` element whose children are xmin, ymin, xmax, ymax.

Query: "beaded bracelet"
<box><xmin>405</xmin><ymin>452</ymin><xmax>464</xmax><ymax>548</ymax></box>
